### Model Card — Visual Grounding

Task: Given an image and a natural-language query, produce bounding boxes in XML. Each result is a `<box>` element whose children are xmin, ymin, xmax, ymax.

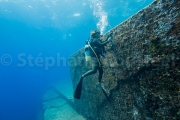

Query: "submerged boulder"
<box><xmin>69</xmin><ymin>0</ymin><xmax>180</xmax><ymax>119</ymax></box>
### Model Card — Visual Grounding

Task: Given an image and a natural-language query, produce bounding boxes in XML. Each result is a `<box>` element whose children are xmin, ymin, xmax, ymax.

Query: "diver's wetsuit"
<box><xmin>82</xmin><ymin>38</ymin><xmax>109</xmax><ymax>83</ymax></box>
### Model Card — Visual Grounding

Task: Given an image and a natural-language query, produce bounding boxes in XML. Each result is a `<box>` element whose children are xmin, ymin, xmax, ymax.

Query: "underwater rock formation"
<box><xmin>42</xmin><ymin>81</ymin><xmax>86</xmax><ymax>120</ymax></box>
<box><xmin>69</xmin><ymin>0</ymin><xmax>180</xmax><ymax>119</ymax></box>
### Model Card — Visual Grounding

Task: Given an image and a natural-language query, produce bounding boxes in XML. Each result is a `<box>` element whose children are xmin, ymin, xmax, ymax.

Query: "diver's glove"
<box><xmin>107</xmin><ymin>31</ymin><xmax>113</xmax><ymax>39</ymax></box>
<box><xmin>108</xmin><ymin>37</ymin><xmax>112</xmax><ymax>42</ymax></box>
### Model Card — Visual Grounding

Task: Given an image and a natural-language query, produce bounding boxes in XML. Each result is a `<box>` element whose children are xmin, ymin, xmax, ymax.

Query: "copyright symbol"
<box><xmin>1</xmin><ymin>54</ymin><xmax>12</xmax><ymax>66</ymax></box>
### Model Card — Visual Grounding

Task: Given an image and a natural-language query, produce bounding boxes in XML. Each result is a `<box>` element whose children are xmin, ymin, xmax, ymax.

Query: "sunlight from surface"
<box><xmin>0</xmin><ymin>0</ymin><xmax>153</xmax><ymax>40</ymax></box>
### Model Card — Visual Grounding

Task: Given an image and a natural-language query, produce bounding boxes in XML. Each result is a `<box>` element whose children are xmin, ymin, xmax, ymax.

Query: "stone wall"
<box><xmin>69</xmin><ymin>0</ymin><xmax>180</xmax><ymax>119</ymax></box>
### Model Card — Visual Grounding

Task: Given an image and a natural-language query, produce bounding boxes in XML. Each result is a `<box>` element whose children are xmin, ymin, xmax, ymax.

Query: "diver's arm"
<box><xmin>103</xmin><ymin>32</ymin><xmax>113</xmax><ymax>41</ymax></box>
<box><xmin>97</xmin><ymin>32</ymin><xmax>112</xmax><ymax>46</ymax></box>
<box><xmin>94</xmin><ymin>38</ymin><xmax>110</xmax><ymax>46</ymax></box>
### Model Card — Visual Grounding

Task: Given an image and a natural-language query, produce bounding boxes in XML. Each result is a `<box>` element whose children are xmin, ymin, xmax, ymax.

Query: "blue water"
<box><xmin>0</xmin><ymin>0</ymin><xmax>153</xmax><ymax>120</ymax></box>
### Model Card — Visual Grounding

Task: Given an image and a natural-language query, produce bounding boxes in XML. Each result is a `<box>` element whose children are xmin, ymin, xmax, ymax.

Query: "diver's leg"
<box><xmin>98</xmin><ymin>66</ymin><xmax>103</xmax><ymax>83</ymax></box>
<box><xmin>82</xmin><ymin>57</ymin><xmax>98</xmax><ymax>78</ymax></box>
<box><xmin>82</xmin><ymin>63</ymin><xmax>98</xmax><ymax>77</ymax></box>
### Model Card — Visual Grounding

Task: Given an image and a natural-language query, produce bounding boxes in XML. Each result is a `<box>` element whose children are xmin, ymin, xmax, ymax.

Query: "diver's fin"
<box><xmin>74</xmin><ymin>77</ymin><xmax>83</xmax><ymax>99</ymax></box>
<box><xmin>96</xmin><ymin>84</ymin><xmax>110</xmax><ymax>101</ymax></box>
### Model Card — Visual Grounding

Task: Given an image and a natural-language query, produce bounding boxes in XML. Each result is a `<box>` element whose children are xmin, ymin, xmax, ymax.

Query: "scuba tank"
<box><xmin>84</xmin><ymin>44</ymin><xmax>91</xmax><ymax>61</ymax></box>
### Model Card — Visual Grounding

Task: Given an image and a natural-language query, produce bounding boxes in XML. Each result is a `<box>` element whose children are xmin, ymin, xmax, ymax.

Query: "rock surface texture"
<box><xmin>69</xmin><ymin>0</ymin><xmax>180</xmax><ymax>119</ymax></box>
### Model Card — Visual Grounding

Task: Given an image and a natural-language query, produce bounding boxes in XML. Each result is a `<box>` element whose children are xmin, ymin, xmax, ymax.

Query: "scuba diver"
<box><xmin>74</xmin><ymin>30</ymin><xmax>112</xmax><ymax>99</ymax></box>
